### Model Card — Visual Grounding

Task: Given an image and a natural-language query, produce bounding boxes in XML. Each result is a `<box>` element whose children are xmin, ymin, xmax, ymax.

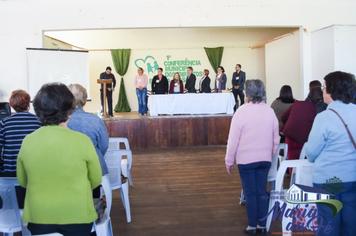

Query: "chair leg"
<box><xmin>128</xmin><ymin>170</ymin><xmax>134</xmax><ymax>186</ymax></box>
<box><xmin>120</xmin><ymin>183</ymin><xmax>131</xmax><ymax>223</ymax></box>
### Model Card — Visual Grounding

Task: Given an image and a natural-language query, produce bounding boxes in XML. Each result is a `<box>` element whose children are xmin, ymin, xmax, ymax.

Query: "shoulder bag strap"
<box><xmin>329</xmin><ymin>108</ymin><xmax>356</xmax><ymax>149</ymax></box>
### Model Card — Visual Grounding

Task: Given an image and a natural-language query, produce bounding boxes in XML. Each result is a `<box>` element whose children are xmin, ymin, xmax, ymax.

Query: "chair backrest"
<box><xmin>108</xmin><ymin>137</ymin><xmax>130</xmax><ymax>151</ymax></box>
<box><xmin>299</xmin><ymin>144</ymin><xmax>307</xmax><ymax>159</ymax></box>
<box><xmin>0</xmin><ymin>178</ymin><xmax>23</xmax><ymax>233</ymax></box>
<box><xmin>278</xmin><ymin>143</ymin><xmax>288</xmax><ymax>162</ymax></box>
<box><xmin>104</xmin><ymin>150</ymin><xmax>123</xmax><ymax>190</ymax></box>
<box><xmin>101</xmin><ymin>175</ymin><xmax>112</xmax><ymax>215</ymax></box>
<box><xmin>274</xmin><ymin>160</ymin><xmax>314</xmax><ymax>192</ymax></box>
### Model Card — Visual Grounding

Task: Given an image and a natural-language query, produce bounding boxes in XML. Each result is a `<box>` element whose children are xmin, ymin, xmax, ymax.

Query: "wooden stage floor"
<box><xmin>111</xmin><ymin>146</ymin><xmax>248</xmax><ymax>236</ymax></box>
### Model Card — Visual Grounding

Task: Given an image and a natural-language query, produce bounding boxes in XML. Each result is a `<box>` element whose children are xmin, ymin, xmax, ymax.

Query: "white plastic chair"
<box><xmin>266</xmin><ymin>159</ymin><xmax>314</xmax><ymax>235</ymax></box>
<box><xmin>299</xmin><ymin>144</ymin><xmax>307</xmax><ymax>160</ymax></box>
<box><xmin>104</xmin><ymin>149</ymin><xmax>132</xmax><ymax>223</ymax></box>
<box><xmin>109</xmin><ymin>137</ymin><xmax>134</xmax><ymax>186</ymax></box>
<box><xmin>0</xmin><ymin>177</ymin><xmax>30</xmax><ymax>236</ymax></box>
<box><xmin>278</xmin><ymin>143</ymin><xmax>288</xmax><ymax>163</ymax></box>
<box><xmin>93</xmin><ymin>175</ymin><xmax>114</xmax><ymax>236</ymax></box>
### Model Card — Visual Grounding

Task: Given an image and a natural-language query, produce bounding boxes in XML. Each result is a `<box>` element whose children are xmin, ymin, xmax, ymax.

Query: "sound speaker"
<box><xmin>0</xmin><ymin>102</ymin><xmax>11</xmax><ymax>120</ymax></box>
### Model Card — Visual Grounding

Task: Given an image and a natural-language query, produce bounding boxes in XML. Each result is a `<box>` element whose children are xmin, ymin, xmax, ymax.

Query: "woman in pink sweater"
<box><xmin>225</xmin><ymin>79</ymin><xmax>279</xmax><ymax>235</ymax></box>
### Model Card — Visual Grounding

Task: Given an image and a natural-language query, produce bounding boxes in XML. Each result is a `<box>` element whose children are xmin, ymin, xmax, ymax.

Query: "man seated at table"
<box><xmin>199</xmin><ymin>69</ymin><xmax>211</xmax><ymax>93</ymax></box>
<box><xmin>151</xmin><ymin>67</ymin><xmax>169</xmax><ymax>94</ymax></box>
<box><xmin>185</xmin><ymin>66</ymin><xmax>197</xmax><ymax>93</ymax></box>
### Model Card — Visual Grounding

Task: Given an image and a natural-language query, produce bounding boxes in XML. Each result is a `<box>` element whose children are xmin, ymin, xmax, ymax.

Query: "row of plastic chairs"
<box><xmin>266</xmin><ymin>143</ymin><xmax>314</xmax><ymax>235</ymax></box>
<box><xmin>105</xmin><ymin>137</ymin><xmax>133</xmax><ymax>224</ymax></box>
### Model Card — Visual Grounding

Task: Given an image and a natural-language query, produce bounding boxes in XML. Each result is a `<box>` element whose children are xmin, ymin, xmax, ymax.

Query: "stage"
<box><xmin>104</xmin><ymin>112</ymin><xmax>233</xmax><ymax>150</ymax></box>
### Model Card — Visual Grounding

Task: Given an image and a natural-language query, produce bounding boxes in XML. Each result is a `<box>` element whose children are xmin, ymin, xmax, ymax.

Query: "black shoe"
<box><xmin>244</xmin><ymin>229</ymin><xmax>257</xmax><ymax>235</ymax></box>
<box><xmin>257</xmin><ymin>228</ymin><xmax>267</xmax><ymax>235</ymax></box>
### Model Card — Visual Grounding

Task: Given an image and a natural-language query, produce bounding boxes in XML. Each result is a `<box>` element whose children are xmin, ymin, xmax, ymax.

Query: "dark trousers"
<box><xmin>28</xmin><ymin>223</ymin><xmax>93</xmax><ymax>236</ymax></box>
<box><xmin>314</xmin><ymin>182</ymin><xmax>356</xmax><ymax>236</ymax></box>
<box><xmin>100</xmin><ymin>89</ymin><xmax>113</xmax><ymax>116</ymax></box>
<box><xmin>232</xmin><ymin>88</ymin><xmax>245</xmax><ymax>111</ymax></box>
<box><xmin>238</xmin><ymin>161</ymin><xmax>271</xmax><ymax>227</ymax></box>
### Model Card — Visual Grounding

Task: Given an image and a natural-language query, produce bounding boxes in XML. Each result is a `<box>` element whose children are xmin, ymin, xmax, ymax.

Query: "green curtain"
<box><xmin>111</xmin><ymin>49</ymin><xmax>131</xmax><ymax>112</ymax></box>
<box><xmin>204</xmin><ymin>47</ymin><xmax>224</xmax><ymax>73</ymax></box>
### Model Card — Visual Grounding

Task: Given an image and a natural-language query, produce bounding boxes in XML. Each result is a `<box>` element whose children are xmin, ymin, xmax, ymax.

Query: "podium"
<box><xmin>97</xmin><ymin>79</ymin><xmax>113</xmax><ymax>118</ymax></box>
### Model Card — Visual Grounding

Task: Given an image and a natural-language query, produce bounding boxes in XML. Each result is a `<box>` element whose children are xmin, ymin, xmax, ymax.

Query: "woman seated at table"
<box><xmin>169</xmin><ymin>72</ymin><xmax>184</xmax><ymax>94</ymax></box>
<box><xmin>17</xmin><ymin>83</ymin><xmax>102</xmax><ymax>236</ymax></box>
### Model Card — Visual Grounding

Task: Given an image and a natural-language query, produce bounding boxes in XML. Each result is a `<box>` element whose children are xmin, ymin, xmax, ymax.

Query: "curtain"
<box><xmin>111</xmin><ymin>49</ymin><xmax>131</xmax><ymax>112</ymax></box>
<box><xmin>203</xmin><ymin>47</ymin><xmax>224</xmax><ymax>74</ymax></box>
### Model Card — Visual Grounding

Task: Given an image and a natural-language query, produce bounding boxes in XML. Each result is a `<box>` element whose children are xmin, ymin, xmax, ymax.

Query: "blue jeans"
<box><xmin>238</xmin><ymin>161</ymin><xmax>271</xmax><ymax>227</ymax></box>
<box><xmin>136</xmin><ymin>88</ymin><xmax>147</xmax><ymax>114</ymax></box>
<box><xmin>314</xmin><ymin>182</ymin><xmax>356</xmax><ymax>236</ymax></box>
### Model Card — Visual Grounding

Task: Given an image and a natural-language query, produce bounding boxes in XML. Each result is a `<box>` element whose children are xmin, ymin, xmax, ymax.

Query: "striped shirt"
<box><xmin>0</xmin><ymin>112</ymin><xmax>41</xmax><ymax>174</ymax></box>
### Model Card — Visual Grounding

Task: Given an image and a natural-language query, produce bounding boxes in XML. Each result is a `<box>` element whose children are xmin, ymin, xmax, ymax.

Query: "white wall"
<box><xmin>1</xmin><ymin>0</ymin><xmax>356</xmax><ymax>103</ymax></box>
<box><xmin>310</xmin><ymin>25</ymin><xmax>356</xmax><ymax>87</ymax></box>
<box><xmin>265</xmin><ymin>31</ymin><xmax>302</xmax><ymax>103</ymax></box>
<box><xmin>334</xmin><ymin>25</ymin><xmax>356</xmax><ymax>75</ymax></box>
<box><xmin>311</xmin><ymin>26</ymin><xmax>335</xmax><ymax>83</ymax></box>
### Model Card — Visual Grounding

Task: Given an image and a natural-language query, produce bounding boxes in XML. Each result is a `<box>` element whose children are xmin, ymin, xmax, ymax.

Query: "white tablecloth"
<box><xmin>148</xmin><ymin>93</ymin><xmax>235</xmax><ymax>116</ymax></box>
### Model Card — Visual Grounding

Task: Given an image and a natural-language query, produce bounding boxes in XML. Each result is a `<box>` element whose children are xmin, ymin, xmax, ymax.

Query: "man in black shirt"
<box><xmin>231</xmin><ymin>64</ymin><xmax>246</xmax><ymax>111</ymax></box>
<box><xmin>99</xmin><ymin>66</ymin><xmax>116</xmax><ymax>116</ymax></box>
<box><xmin>185</xmin><ymin>67</ymin><xmax>196</xmax><ymax>93</ymax></box>
<box><xmin>151</xmin><ymin>68</ymin><xmax>168</xmax><ymax>94</ymax></box>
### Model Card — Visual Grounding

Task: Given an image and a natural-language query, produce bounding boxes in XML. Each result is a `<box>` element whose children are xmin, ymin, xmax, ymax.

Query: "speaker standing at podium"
<box><xmin>99</xmin><ymin>66</ymin><xmax>116</xmax><ymax>116</ymax></box>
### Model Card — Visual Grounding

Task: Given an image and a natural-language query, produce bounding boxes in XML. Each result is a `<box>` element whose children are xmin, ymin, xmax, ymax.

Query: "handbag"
<box><xmin>329</xmin><ymin>108</ymin><xmax>356</xmax><ymax>149</ymax></box>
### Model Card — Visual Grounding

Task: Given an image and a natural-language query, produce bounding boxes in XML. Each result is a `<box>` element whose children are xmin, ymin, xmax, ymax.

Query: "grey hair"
<box><xmin>245</xmin><ymin>79</ymin><xmax>266</xmax><ymax>103</ymax></box>
<box><xmin>68</xmin><ymin>84</ymin><xmax>88</xmax><ymax>107</ymax></box>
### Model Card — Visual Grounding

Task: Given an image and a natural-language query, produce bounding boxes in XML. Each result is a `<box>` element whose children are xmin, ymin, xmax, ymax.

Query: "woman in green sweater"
<box><xmin>16</xmin><ymin>83</ymin><xmax>102</xmax><ymax>236</ymax></box>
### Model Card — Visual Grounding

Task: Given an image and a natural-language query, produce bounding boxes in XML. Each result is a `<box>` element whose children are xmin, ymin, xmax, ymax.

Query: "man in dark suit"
<box><xmin>231</xmin><ymin>64</ymin><xmax>246</xmax><ymax>111</ymax></box>
<box><xmin>151</xmin><ymin>67</ymin><xmax>168</xmax><ymax>94</ymax></box>
<box><xmin>99</xmin><ymin>66</ymin><xmax>116</xmax><ymax>116</ymax></box>
<box><xmin>199</xmin><ymin>69</ymin><xmax>211</xmax><ymax>93</ymax></box>
<box><xmin>185</xmin><ymin>67</ymin><xmax>196</xmax><ymax>93</ymax></box>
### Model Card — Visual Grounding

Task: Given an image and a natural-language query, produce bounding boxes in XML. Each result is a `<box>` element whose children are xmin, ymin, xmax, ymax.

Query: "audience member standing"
<box><xmin>307</xmin><ymin>80</ymin><xmax>327</xmax><ymax>113</ymax></box>
<box><xmin>199</xmin><ymin>69</ymin><xmax>211</xmax><ymax>93</ymax></box>
<box><xmin>282</xmin><ymin>88</ymin><xmax>322</xmax><ymax>160</ymax></box>
<box><xmin>232</xmin><ymin>64</ymin><xmax>246</xmax><ymax>110</ymax></box>
<box><xmin>151</xmin><ymin>67</ymin><xmax>168</xmax><ymax>94</ymax></box>
<box><xmin>68</xmin><ymin>84</ymin><xmax>109</xmax><ymax>176</ymax></box>
<box><xmin>169</xmin><ymin>72</ymin><xmax>184</xmax><ymax>94</ymax></box>
<box><xmin>185</xmin><ymin>66</ymin><xmax>196</xmax><ymax>93</ymax></box>
<box><xmin>17</xmin><ymin>83</ymin><xmax>102</xmax><ymax>236</ymax></box>
<box><xmin>0</xmin><ymin>90</ymin><xmax>41</xmax><ymax>176</ymax></box>
<box><xmin>99</xmin><ymin>66</ymin><xmax>116</xmax><ymax>117</ymax></box>
<box><xmin>306</xmin><ymin>71</ymin><xmax>356</xmax><ymax>236</ymax></box>
<box><xmin>271</xmin><ymin>85</ymin><xmax>295</xmax><ymax>131</ymax></box>
<box><xmin>134</xmin><ymin>67</ymin><xmax>149</xmax><ymax>115</ymax></box>
<box><xmin>215</xmin><ymin>66</ymin><xmax>227</xmax><ymax>93</ymax></box>
<box><xmin>225</xmin><ymin>80</ymin><xmax>279</xmax><ymax>235</ymax></box>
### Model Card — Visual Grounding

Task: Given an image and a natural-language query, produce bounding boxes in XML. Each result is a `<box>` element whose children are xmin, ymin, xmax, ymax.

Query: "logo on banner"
<box><xmin>134</xmin><ymin>55</ymin><xmax>204</xmax><ymax>81</ymax></box>
<box><xmin>267</xmin><ymin>182</ymin><xmax>343</xmax><ymax>234</ymax></box>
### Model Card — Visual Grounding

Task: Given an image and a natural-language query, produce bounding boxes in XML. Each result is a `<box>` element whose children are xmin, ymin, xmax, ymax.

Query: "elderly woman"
<box><xmin>225</xmin><ymin>80</ymin><xmax>279</xmax><ymax>235</ymax></box>
<box><xmin>17</xmin><ymin>83</ymin><xmax>102</xmax><ymax>236</ymax></box>
<box><xmin>305</xmin><ymin>71</ymin><xmax>356</xmax><ymax>236</ymax></box>
<box><xmin>0</xmin><ymin>90</ymin><xmax>41</xmax><ymax>176</ymax></box>
<box><xmin>68</xmin><ymin>83</ymin><xmax>109</xmax><ymax>176</ymax></box>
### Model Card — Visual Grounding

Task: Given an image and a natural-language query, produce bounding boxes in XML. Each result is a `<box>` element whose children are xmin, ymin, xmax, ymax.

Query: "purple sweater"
<box><xmin>225</xmin><ymin>102</ymin><xmax>280</xmax><ymax>166</ymax></box>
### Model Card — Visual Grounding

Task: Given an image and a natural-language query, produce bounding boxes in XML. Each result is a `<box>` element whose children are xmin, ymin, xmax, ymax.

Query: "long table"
<box><xmin>148</xmin><ymin>93</ymin><xmax>235</xmax><ymax>116</ymax></box>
